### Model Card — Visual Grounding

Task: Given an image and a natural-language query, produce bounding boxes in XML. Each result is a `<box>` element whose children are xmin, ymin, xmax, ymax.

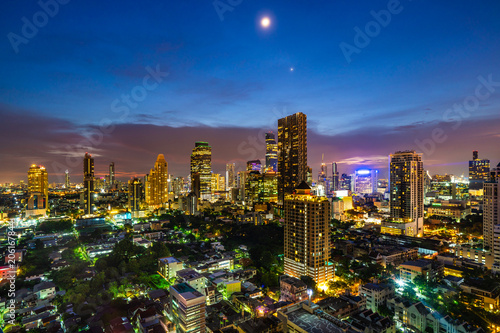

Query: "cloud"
<box><xmin>0</xmin><ymin>106</ymin><xmax>499</xmax><ymax>183</ymax></box>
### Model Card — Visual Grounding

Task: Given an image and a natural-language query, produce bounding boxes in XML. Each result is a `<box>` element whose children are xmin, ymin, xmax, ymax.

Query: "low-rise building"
<box><xmin>359</xmin><ymin>283</ymin><xmax>394</xmax><ymax>313</ymax></box>
<box><xmin>158</xmin><ymin>257</ymin><xmax>183</xmax><ymax>281</ymax></box>
<box><xmin>280</xmin><ymin>276</ymin><xmax>308</xmax><ymax>303</ymax></box>
<box><xmin>399</xmin><ymin>259</ymin><xmax>443</xmax><ymax>283</ymax></box>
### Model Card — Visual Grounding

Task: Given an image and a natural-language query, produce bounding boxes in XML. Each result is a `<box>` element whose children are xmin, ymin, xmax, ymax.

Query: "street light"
<box><xmin>307</xmin><ymin>289</ymin><xmax>313</xmax><ymax>306</ymax></box>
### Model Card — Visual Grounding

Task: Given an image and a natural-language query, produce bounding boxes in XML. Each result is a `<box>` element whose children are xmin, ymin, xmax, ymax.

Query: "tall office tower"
<box><xmin>318</xmin><ymin>160</ymin><xmax>327</xmax><ymax>183</ymax></box>
<box><xmin>169</xmin><ymin>283</ymin><xmax>206</xmax><ymax>333</ymax></box>
<box><xmin>340</xmin><ymin>173</ymin><xmax>352</xmax><ymax>191</ymax></box>
<box><xmin>247</xmin><ymin>160</ymin><xmax>262</xmax><ymax>172</ymax></box>
<box><xmin>190</xmin><ymin>142</ymin><xmax>212</xmax><ymax>199</ymax></box>
<box><xmin>354</xmin><ymin>169</ymin><xmax>379</xmax><ymax>195</ymax></box>
<box><xmin>284</xmin><ymin>182</ymin><xmax>333</xmax><ymax>286</ymax></box>
<box><xmin>225</xmin><ymin>163</ymin><xmax>235</xmax><ymax>189</ymax></box>
<box><xmin>278</xmin><ymin>112</ymin><xmax>307</xmax><ymax>204</ymax></box>
<box><xmin>145</xmin><ymin>154</ymin><xmax>169</xmax><ymax>208</ymax></box>
<box><xmin>27</xmin><ymin>164</ymin><xmax>49</xmax><ymax>214</ymax></box>
<box><xmin>469</xmin><ymin>151</ymin><xmax>491</xmax><ymax>192</ymax></box>
<box><xmin>28</xmin><ymin>164</ymin><xmax>48</xmax><ymax>199</ymax></box>
<box><xmin>265</xmin><ymin>132</ymin><xmax>278</xmax><ymax>172</ymax></box>
<box><xmin>83</xmin><ymin>153</ymin><xmax>95</xmax><ymax>215</ymax></box>
<box><xmin>109</xmin><ymin>162</ymin><xmax>115</xmax><ymax>188</ymax></box>
<box><xmin>65</xmin><ymin>170</ymin><xmax>70</xmax><ymax>189</ymax></box>
<box><xmin>128</xmin><ymin>178</ymin><xmax>143</xmax><ymax>212</ymax></box>
<box><xmin>388</xmin><ymin>150</ymin><xmax>424</xmax><ymax>237</ymax></box>
<box><xmin>332</xmin><ymin>162</ymin><xmax>339</xmax><ymax>192</ymax></box>
<box><xmin>483</xmin><ymin>177</ymin><xmax>499</xmax><ymax>251</ymax></box>
<box><xmin>211</xmin><ymin>173</ymin><xmax>225</xmax><ymax>192</ymax></box>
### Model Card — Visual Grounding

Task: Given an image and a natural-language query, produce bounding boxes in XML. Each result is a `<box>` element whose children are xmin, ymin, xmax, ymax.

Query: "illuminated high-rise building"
<box><xmin>332</xmin><ymin>162</ymin><xmax>339</xmax><ymax>192</ymax></box>
<box><xmin>83</xmin><ymin>153</ymin><xmax>94</xmax><ymax>215</ymax></box>
<box><xmin>284</xmin><ymin>182</ymin><xmax>333</xmax><ymax>286</ymax></box>
<box><xmin>354</xmin><ymin>169</ymin><xmax>379</xmax><ymax>195</ymax></box>
<box><xmin>278</xmin><ymin>112</ymin><xmax>307</xmax><ymax>204</ymax></box>
<box><xmin>65</xmin><ymin>170</ymin><xmax>70</xmax><ymax>189</ymax></box>
<box><xmin>483</xmin><ymin>166</ymin><xmax>500</xmax><ymax>252</ymax></box>
<box><xmin>128</xmin><ymin>178</ymin><xmax>143</xmax><ymax>212</ymax></box>
<box><xmin>387</xmin><ymin>150</ymin><xmax>424</xmax><ymax>237</ymax></box>
<box><xmin>211</xmin><ymin>173</ymin><xmax>225</xmax><ymax>193</ymax></box>
<box><xmin>265</xmin><ymin>132</ymin><xmax>278</xmax><ymax>172</ymax></box>
<box><xmin>145</xmin><ymin>154</ymin><xmax>169</xmax><ymax>208</ymax></box>
<box><xmin>109</xmin><ymin>162</ymin><xmax>115</xmax><ymax>188</ymax></box>
<box><xmin>169</xmin><ymin>283</ymin><xmax>206</xmax><ymax>333</ymax></box>
<box><xmin>469</xmin><ymin>151</ymin><xmax>490</xmax><ymax>192</ymax></box>
<box><xmin>340</xmin><ymin>173</ymin><xmax>352</xmax><ymax>191</ymax></box>
<box><xmin>244</xmin><ymin>172</ymin><xmax>278</xmax><ymax>204</ymax></box>
<box><xmin>190</xmin><ymin>142</ymin><xmax>212</xmax><ymax>199</ymax></box>
<box><xmin>247</xmin><ymin>160</ymin><xmax>262</xmax><ymax>172</ymax></box>
<box><xmin>225</xmin><ymin>163</ymin><xmax>235</xmax><ymax>189</ymax></box>
<box><xmin>27</xmin><ymin>164</ymin><xmax>48</xmax><ymax>214</ymax></box>
<box><xmin>28</xmin><ymin>164</ymin><xmax>48</xmax><ymax>199</ymax></box>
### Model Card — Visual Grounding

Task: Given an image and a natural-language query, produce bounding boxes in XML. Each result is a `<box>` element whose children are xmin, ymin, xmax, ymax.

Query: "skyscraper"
<box><xmin>284</xmin><ymin>182</ymin><xmax>333</xmax><ymax>287</ymax></box>
<box><xmin>83</xmin><ymin>153</ymin><xmax>94</xmax><ymax>215</ymax></box>
<box><xmin>65</xmin><ymin>169</ymin><xmax>70</xmax><ymax>189</ymax></box>
<box><xmin>28</xmin><ymin>164</ymin><xmax>48</xmax><ymax>199</ymax></box>
<box><xmin>278</xmin><ymin>112</ymin><xmax>307</xmax><ymax>204</ymax></box>
<box><xmin>109</xmin><ymin>162</ymin><xmax>115</xmax><ymax>188</ymax></box>
<box><xmin>483</xmin><ymin>168</ymin><xmax>499</xmax><ymax>251</ymax></box>
<box><xmin>128</xmin><ymin>178</ymin><xmax>143</xmax><ymax>213</ymax></box>
<box><xmin>387</xmin><ymin>150</ymin><xmax>424</xmax><ymax>237</ymax></box>
<box><xmin>354</xmin><ymin>169</ymin><xmax>379</xmax><ymax>195</ymax></box>
<box><xmin>27</xmin><ymin>164</ymin><xmax>48</xmax><ymax>215</ymax></box>
<box><xmin>247</xmin><ymin>160</ymin><xmax>262</xmax><ymax>172</ymax></box>
<box><xmin>265</xmin><ymin>132</ymin><xmax>278</xmax><ymax>172</ymax></box>
<box><xmin>331</xmin><ymin>162</ymin><xmax>339</xmax><ymax>192</ymax></box>
<box><xmin>145</xmin><ymin>154</ymin><xmax>169</xmax><ymax>208</ymax></box>
<box><xmin>190</xmin><ymin>142</ymin><xmax>212</xmax><ymax>199</ymax></box>
<box><xmin>225</xmin><ymin>163</ymin><xmax>235</xmax><ymax>189</ymax></box>
<box><xmin>469</xmin><ymin>150</ymin><xmax>490</xmax><ymax>192</ymax></box>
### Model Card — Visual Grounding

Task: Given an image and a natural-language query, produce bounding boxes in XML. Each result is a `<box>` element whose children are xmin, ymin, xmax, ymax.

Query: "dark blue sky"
<box><xmin>1</xmin><ymin>0</ymin><xmax>500</xmax><ymax>182</ymax></box>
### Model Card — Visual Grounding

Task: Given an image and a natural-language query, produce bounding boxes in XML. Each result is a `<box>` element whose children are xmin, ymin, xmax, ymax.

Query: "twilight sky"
<box><xmin>1</xmin><ymin>0</ymin><xmax>500</xmax><ymax>183</ymax></box>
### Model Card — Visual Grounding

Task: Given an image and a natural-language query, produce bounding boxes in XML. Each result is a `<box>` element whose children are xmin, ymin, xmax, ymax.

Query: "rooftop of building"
<box><xmin>158</xmin><ymin>256</ymin><xmax>181</xmax><ymax>264</ymax></box>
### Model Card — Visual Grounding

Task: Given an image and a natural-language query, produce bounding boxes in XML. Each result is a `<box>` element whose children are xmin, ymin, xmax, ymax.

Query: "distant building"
<box><xmin>27</xmin><ymin>164</ymin><xmax>48</xmax><ymax>216</ymax></box>
<box><xmin>247</xmin><ymin>159</ymin><xmax>262</xmax><ymax>172</ymax></box>
<box><xmin>190</xmin><ymin>142</ymin><xmax>212</xmax><ymax>200</ymax></box>
<box><xmin>354</xmin><ymin>169</ymin><xmax>378</xmax><ymax>195</ymax></box>
<box><xmin>278</xmin><ymin>112</ymin><xmax>308</xmax><ymax>204</ymax></box>
<box><xmin>265</xmin><ymin>132</ymin><xmax>278</xmax><ymax>172</ymax></box>
<box><xmin>145</xmin><ymin>154</ymin><xmax>169</xmax><ymax>208</ymax></box>
<box><xmin>109</xmin><ymin>162</ymin><xmax>115</xmax><ymax>189</ymax></box>
<box><xmin>469</xmin><ymin>150</ymin><xmax>490</xmax><ymax>192</ymax></box>
<box><xmin>128</xmin><ymin>178</ymin><xmax>143</xmax><ymax>213</ymax></box>
<box><xmin>226</xmin><ymin>163</ymin><xmax>236</xmax><ymax>189</ymax></box>
<box><xmin>83</xmin><ymin>153</ymin><xmax>94</xmax><ymax>215</ymax></box>
<box><xmin>331</xmin><ymin>162</ymin><xmax>340</xmax><ymax>192</ymax></box>
<box><xmin>388</xmin><ymin>150</ymin><xmax>424</xmax><ymax>237</ymax></box>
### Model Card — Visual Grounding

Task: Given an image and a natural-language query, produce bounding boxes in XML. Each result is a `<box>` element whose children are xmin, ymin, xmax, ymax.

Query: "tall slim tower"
<box><xmin>389</xmin><ymin>150</ymin><xmax>424</xmax><ymax>236</ymax></box>
<box><xmin>265</xmin><ymin>132</ymin><xmax>278</xmax><ymax>172</ymax></box>
<box><xmin>65</xmin><ymin>170</ymin><xmax>70</xmax><ymax>189</ymax></box>
<box><xmin>190</xmin><ymin>142</ymin><xmax>212</xmax><ymax>199</ymax></box>
<box><xmin>284</xmin><ymin>182</ymin><xmax>333</xmax><ymax>286</ymax></box>
<box><xmin>128</xmin><ymin>178</ymin><xmax>143</xmax><ymax>212</ymax></box>
<box><xmin>278</xmin><ymin>112</ymin><xmax>307</xmax><ymax>204</ymax></box>
<box><xmin>145</xmin><ymin>154</ymin><xmax>169</xmax><ymax>208</ymax></box>
<box><xmin>469</xmin><ymin>151</ymin><xmax>490</xmax><ymax>192</ymax></box>
<box><xmin>332</xmin><ymin>162</ymin><xmax>339</xmax><ymax>192</ymax></box>
<box><xmin>225</xmin><ymin>163</ymin><xmax>235</xmax><ymax>189</ymax></box>
<box><xmin>109</xmin><ymin>162</ymin><xmax>115</xmax><ymax>188</ymax></box>
<box><xmin>83</xmin><ymin>153</ymin><xmax>94</xmax><ymax>215</ymax></box>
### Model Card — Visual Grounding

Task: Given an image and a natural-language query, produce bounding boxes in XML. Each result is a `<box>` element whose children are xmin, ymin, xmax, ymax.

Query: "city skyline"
<box><xmin>2</xmin><ymin>1</ymin><xmax>500</xmax><ymax>182</ymax></box>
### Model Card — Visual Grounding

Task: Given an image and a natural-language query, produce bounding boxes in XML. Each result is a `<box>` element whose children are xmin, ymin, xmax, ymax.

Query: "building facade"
<box><xmin>83</xmin><ymin>153</ymin><xmax>94</xmax><ymax>215</ymax></box>
<box><xmin>284</xmin><ymin>182</ymin><xmax>333</xmax><ymax>287</ymax></box>
<box><xmin>388</xmin><ymin>150</ymin><xmax>424</xmax><ymax>237</ymax></box>
<box><xmin>278</xmin><ymin>112</ymin><xmax>308</xmax><ymax>204</ymax></box>
<box><xmin>145</xmin><ymin>154</ymin><xmax>169</xmax><ymax>208</ymax></box>
<box><xmin>190</xmin><ymin>142</ymin><xmax>212</xmax><ymax>200</ymax></box>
